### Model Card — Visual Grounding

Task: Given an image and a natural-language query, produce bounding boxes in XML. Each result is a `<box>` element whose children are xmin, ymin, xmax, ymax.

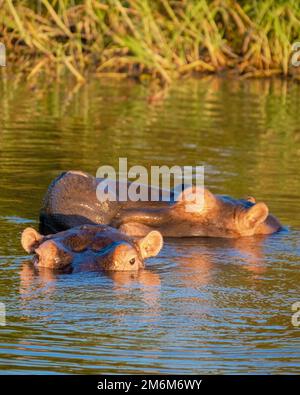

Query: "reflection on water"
<box><xmin>0</xmin><ymin>76</ymin><xmax>299</xmax><ymax>373</ymax></box>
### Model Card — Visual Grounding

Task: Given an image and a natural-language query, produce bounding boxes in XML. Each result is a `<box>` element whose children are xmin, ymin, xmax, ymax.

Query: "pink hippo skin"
<box><xmin>39</xmin><ymin>171</ymin><xmax>282</xmax><ymax>238</ymax></box>
<box><xmin>21</xmin><ymin>224</ymin><xmax>163</xmax><ymax>271</ymax></box>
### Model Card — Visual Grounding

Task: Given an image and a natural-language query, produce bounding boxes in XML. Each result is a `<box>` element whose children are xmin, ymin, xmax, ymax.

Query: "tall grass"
<box><xmin>1</xmin><ymin>0</ymin><xmax>300</xmax><ymax>83</ymax></box>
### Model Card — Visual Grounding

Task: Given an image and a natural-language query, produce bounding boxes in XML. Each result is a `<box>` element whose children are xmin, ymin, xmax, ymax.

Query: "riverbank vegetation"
<box><xmin>1</xmin><ymin>0</ymin><xmax>300</xmax><ymax>84</ymax></box>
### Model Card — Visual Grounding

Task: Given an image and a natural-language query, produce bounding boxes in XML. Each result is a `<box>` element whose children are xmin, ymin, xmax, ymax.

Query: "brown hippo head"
<box><xmin>21</xmin><ymin>225</ymin><xmax>163</xmax><ymax>271</ymax></box>
<box><xmin>172</xmin><ymin>187</ymin><xmax>282</xmax><ymax>237</ymax></box>
<box><xmin>115</xmin><ymin>186</ymin><xmax>282</xmax><ymax>238</ymax></box>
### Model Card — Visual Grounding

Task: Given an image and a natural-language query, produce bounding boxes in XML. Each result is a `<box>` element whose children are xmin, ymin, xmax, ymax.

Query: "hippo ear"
<box><xmin>244</xmin><ymin>202</ymin><xmax>269</xmax><ymax>229</ymax></box>
<box><xmin>175</xmin><ymin>186</ymin><xmax>217</xmax><ymax>212</ymax></box>
<box><xmin>21</xmin><ymin>227</ymin><xmax>42</xmax><ymax>253</ymax></box>
<box><xmin>138</xmin><ymin>231</ymin><xmax>163</xmax><ymax>259</ymax></box>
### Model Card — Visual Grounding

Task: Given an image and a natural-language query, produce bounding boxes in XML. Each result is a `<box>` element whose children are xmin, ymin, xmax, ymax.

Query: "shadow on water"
<box><xmin>0</xmin><ymin>76</ymin><xmax>299</xmax><ymax>373</ymax></box>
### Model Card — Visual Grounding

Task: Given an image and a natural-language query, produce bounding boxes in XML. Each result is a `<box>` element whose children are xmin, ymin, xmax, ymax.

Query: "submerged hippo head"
<box><xmin>21</xmin><ymin>225</ymin><xmax>163</xmax><ymax>271</ymax></box>
<box><xmin>170</xmin><ymin>187</ymin><xmax>282</xmax><ymax>237</ymax></box>
<box><xmin>115</xmin><ymin>186</ymin><xmax>282</xmax><ymax>238</ymax></box>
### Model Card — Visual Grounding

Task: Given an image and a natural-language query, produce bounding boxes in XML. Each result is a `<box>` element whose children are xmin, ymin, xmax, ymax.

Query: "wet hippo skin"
<box><xmin>39</xmin><ymin>170</ymin><xmax>282</xmax><ymax>238</ymax></box>
<box><xmin>21</xmin><ymin>224</ymin><xmax>163</xmax><ymax>271</ymax></box>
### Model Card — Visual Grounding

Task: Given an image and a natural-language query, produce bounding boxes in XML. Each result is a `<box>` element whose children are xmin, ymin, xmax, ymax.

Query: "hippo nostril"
<box><xmin>129</xmin><ymin>257</ymin><xmax>136</xmax><ymax>265</ymax></box>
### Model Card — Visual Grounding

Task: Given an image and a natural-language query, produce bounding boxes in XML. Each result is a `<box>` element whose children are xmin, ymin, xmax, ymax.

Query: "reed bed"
<box><xmin>1</xmin><ymin>0</ymin><xmax>300</xmax><ymax>84</ymax></box>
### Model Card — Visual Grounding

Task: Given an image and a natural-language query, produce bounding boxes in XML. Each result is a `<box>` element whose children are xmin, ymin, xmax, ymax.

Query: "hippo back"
<box><xmin>39</xmin><ymin>171</ymin><xmax>119</xmax><ymax>234</ymax></box>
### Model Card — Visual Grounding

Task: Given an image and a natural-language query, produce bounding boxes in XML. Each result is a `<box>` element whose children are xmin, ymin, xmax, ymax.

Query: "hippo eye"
<box><xmin>129</xmin><ymin>257</ymin><xmax>136</xmax><ymax>265</ymax></box>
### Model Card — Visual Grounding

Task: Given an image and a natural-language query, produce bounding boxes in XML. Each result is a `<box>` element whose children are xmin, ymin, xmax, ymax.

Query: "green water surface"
<box><xmin>0</xmin><ymin>76</ymin><xmax>299</xmax><ymax>374</ymax></box>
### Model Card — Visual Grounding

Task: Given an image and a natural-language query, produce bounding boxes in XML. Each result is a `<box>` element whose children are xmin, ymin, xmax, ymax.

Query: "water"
<box><xmin>0</xmin><ymin>76</ymin><xmax>299</xmax><ymax>374</ymax></box>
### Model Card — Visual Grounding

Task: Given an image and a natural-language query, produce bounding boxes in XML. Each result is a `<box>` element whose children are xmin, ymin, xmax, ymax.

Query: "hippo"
<box><xmin>21</xmin><ymin>224</ymin><xmax>163</xmax><ymax>271</ymax></box>
<box><xmin>39</xmin><ymin>170</ymin><xmax>281</xmax><ymax>238</ymax></box>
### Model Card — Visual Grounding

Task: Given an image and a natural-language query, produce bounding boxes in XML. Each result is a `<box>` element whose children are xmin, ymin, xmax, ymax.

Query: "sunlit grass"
<box><xmin>1</xmin><ymin>0</ymin><xmax>300</xmax><ymax>83</ymax></box>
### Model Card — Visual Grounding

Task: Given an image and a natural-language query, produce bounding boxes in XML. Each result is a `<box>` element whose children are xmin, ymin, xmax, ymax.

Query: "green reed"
<box><xmin>1</xmin><ymin>0</ymin><xmax>300</xmax><ymax>84</ymax></box>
